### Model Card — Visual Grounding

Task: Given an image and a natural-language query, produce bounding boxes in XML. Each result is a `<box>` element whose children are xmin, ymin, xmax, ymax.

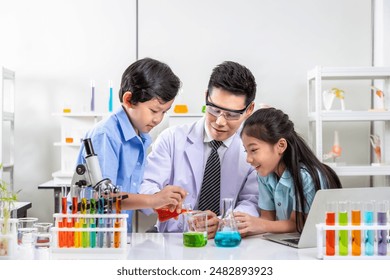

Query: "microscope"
<box><xmin>70</xmin><ymin>138</ymin><xmax>121</xmax><ymax>213</ymax></box>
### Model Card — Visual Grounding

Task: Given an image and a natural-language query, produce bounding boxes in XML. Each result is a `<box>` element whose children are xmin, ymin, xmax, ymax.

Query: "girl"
<box><xmin>235</xmin><ymin>107</ymin><xmax>341</xmax><ymax>237</ymax></box>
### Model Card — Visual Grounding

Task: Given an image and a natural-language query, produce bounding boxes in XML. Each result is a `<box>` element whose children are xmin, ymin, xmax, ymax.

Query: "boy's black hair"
<box><xmin>119</xmin><ymin>57</ymin><xmax>181</xmax><ymax>104</ymax></box>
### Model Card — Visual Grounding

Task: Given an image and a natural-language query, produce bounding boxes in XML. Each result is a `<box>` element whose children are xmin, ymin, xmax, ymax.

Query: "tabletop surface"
<box><xmin>50</xmin><ymin>232</ymin><xmax>318</xmax><ymax>260</ymax></box>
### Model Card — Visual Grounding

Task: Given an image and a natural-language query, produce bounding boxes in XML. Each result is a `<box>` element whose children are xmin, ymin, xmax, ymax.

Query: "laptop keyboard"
<box><xmin>282</xmin><ymin>238</ymin><xmax>300</xmax><ymax>245</ymax></box>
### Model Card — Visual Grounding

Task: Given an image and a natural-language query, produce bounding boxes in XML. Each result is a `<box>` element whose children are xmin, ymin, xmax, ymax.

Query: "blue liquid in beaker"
<box><xmin>214</xmin><ymin>231</ymin><xmax>241</xmax><ymax>247</ymax></box>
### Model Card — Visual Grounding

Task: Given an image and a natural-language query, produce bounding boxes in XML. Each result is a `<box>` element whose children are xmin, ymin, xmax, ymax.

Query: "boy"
<box><xmin>76</xmin><ymin>58</ymin><xmax>186</xmax><ymax>232</ymax></box>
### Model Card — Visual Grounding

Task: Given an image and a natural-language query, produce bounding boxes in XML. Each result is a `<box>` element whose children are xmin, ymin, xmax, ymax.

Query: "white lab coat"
<box><xmin>139</xmin><ymin>117</ymin><xmax>259</xmax><ymax>232</ymax></box>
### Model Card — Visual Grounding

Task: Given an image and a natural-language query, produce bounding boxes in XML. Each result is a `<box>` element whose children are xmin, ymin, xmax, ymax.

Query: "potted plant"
<box><xmin>0</xmin><ymin>164</ymin><xmax>19</xmax><ymax>258</ymax></box>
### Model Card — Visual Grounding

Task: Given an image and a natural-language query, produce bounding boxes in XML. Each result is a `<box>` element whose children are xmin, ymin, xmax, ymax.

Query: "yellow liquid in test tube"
<box><xmin>74</xmin><ymin>221</ymin><xmax>81</xmax><ymax>248</ymax></box>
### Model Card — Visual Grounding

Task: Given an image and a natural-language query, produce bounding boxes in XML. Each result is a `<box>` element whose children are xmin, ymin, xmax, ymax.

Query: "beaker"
<box><xmin>33</xmin><ymin>222</ymin><xmax>53</xmax><ymax>260</ymax></box>
<box><xmin>17</xmin><ymin>217</ymin><xmax>38</xmax><ymax>260</ymax></box>
<box><xmin>17</xmin><ymin>217</ymin><xmax>38</xmax><ymax>245</ymax></box>
<box><xmin>214</xmin><ymin>198</ymin><xmax>241</xmax><ymax>247</ymax></box>
<box><xmin>183</xmin><ymin>211</ymin><xmax>208</xmax><ymax>247</ymax></box>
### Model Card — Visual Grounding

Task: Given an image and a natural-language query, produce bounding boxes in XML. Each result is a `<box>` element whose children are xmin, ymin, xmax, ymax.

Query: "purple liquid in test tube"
<box><xmin>377</xmin><ymin>211</ymin><xmax>387</xmax><ymax>256</ymax></box>
<box><xmin>91</xmin><ymin>80</ymin><xmax>95</xmax><ymax>111</ymax></box>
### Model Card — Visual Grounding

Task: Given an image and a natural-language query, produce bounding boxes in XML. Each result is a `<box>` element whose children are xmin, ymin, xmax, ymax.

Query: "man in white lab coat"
<box><xmin>139</xmin><ymin>61</ymin><xmax>259</xmax><ymax>238</ymax></box>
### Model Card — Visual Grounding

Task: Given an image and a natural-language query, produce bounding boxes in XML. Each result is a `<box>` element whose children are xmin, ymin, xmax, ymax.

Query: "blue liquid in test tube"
<box><xmin>363</xmin><ymin>201</ymin><xmax>375</xmax><ymax>256</ymax></box>
<box><xmin>108</xmin><ymin>80</ymin><xmax>113</xmax><ymax>112</ymax></box>
<box><xmin>364</xmin><ymin>211</ymin><xmax>374</xmax><ymax>255</ymax></box>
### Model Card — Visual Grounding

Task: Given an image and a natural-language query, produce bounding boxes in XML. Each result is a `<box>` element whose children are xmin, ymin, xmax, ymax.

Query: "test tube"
<box><xmin>106</xmin><ymin>197</ymin><xmax>113</xmax><ymax>248</ymax></box>
<box><xmin>81</xmin><ymin>196</ymin><xmax>89</xmax><ymax>248</ymax></box>
<box><xmin>325</xmin><ymin>201</ymin><xmax>336</xmax><ymax>256</ymax></box>
<box><xmin>108</xmin><ymin>80</ymin><xmax>113</xmax><ymax>112</ymax></box>
<box><xmin>97</xmin><ymin>197</ymin><xmax>105</xmax><ymax>248</ymax></box>
<box><xmin>59</xmin><ymin>185</ymin><xmax>68</xmax><ymax>248</ymax></box>
<box><xmin>338</xmin><ymin>201</ymin><xmax>349</xmax><ymax>256</ymax></box>
<box><xmin>90</xmin><ymin>80</ymin><xmax>95</xmax><ymax>111</ymax></box>
<box><xmin>377</xmin><ymin>200</ymin><xmax>388</xmax><ymax>256</ymax></box>
<box><xmin>351</xmin><ymin>201</ymin><xmax>361</xmax><ymax>256</ymax></box>
<box><xmin>114</xmin><ymin>191</ymin><xmax>122</xmax><ymax>248</ymax></box>
<box><xmin>72</xmin><ymin>186</ymin><xmax>80</xmax><ymax>248</ymax></box>
<box><xmin>363</xmin><ymin>200</ymin><xmax>375</xmax><ymax>256</ymax></box>
<box><xmin>89</xmin><ymin>196</ymin><xmax>97</xmax><ymax>248</ymax></box>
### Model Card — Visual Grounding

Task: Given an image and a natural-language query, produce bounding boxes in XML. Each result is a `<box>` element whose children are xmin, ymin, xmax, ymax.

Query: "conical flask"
<box><xmin>214</xmin><ymin>198</ymin><xmax>241</xmax><ymax>247</ymax></box>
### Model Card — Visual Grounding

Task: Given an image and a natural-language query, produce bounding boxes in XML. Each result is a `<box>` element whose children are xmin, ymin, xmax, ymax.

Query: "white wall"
<box><xmin>0</xmin><ymin>0</ymin><xmax>375</xmax><ymax>223</ymax></box>
<box><xmin>138</xmin><ymin>0</ymin><xmax>372</xmax><ymax>188</ymax></box>
<box><xmin>0</xmin><ymin>0</ymin><xmax>137</xmax><ymax>222</ymax></box>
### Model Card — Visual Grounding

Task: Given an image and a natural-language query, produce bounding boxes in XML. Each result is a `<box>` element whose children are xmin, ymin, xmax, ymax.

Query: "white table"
<box><xmin>128</xmin><ymin>233</ymin><xmax>317</xmax><ymax>260</ymax></box>
<box><xmin>50</xmin><ymin>233</ymin><xmax>318</xmax><ymax>260</ymax></box>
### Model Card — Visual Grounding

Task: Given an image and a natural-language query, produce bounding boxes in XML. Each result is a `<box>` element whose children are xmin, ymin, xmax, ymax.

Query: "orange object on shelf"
<box><xmin>65</xmin><ymin>137</ymin><xmax>74</xmax><ymax>143</ymax></box>
<box><xmin>174</xmin><ymin>104</ymin><xmax>188</xmax><ymax>113</ymax></box>
<box><xmin>331</xmin><ymin>145</ymin><xmax>342</xmax><ymax>158</ymax></box>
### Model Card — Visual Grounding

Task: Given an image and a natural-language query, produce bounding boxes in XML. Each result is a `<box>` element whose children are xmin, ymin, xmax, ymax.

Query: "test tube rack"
<box><xmin>51</xmin><ymin>213</ymin><xmax>128</xmax><ymax>254</ymax></box>
<box><xmin>0</xmin><ymin>218</ymin><xmax>18</xmax><ymax>259</ymax></box>
<box><xmin>316</xmin><ymin>223</ymin><xmax>390</xmax><ymax>259</ymax></box>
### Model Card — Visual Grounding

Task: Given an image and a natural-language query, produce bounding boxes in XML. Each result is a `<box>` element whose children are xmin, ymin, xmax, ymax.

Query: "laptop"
<box><xmin>262</xmin><ymin>187</ymin><xmax>390</xmax><ymax>248</ymax></box>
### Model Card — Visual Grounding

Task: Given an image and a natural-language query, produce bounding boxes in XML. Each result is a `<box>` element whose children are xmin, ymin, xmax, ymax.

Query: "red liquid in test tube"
<box><xmin>325</xmin><ymin>201</ymin><xmax>336</xmax><ymax>256</ymax></box>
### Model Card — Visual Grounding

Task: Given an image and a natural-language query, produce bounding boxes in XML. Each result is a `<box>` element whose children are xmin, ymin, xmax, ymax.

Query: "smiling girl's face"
<box><xmin>241</xmin><ymin>133</ymin><xmax>286</xmax><ymax>177</ymax></box>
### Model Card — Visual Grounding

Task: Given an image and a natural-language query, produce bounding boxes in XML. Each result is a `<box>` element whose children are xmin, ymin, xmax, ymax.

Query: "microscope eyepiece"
<box><xmin>83</xmin><ymin>138</ymin><xmax>96</xmax><ymax>157</ymax></box>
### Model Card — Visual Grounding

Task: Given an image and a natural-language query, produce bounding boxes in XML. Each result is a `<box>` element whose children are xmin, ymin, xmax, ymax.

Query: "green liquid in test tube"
<box><xmin>338</xmin><ymin>201</ymin><xmax>349</xmax><ymax>256</ymax></box>
<box><xmin>90</xmin><ymin>198</ymin><xmax>97</xmax><ymax>248</ymax></box>
<box><xmin>81</xmin><ymin>197</ymin><xmax>89</xmax><ymax>248</ymax></box>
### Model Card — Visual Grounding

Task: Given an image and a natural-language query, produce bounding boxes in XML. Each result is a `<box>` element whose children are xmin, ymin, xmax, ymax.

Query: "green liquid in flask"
<box><xmin>183</xmin><ymin>232</ymin><xmax>207</xmax><ymax>247</ymax></box>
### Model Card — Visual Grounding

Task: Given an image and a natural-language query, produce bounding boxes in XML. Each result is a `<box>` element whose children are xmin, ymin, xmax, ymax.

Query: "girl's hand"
<box><xmin>204</xmin><ymin>210</ymin><xmax>219</xmax><ymax>239</ymax></box>
<box><xmin>234</xmin><ymin>211</ymin><xmax>264</xmax><ymax>237</ymax></box>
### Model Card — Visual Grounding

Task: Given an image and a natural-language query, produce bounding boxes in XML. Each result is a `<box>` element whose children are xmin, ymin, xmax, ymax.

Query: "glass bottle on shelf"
<box><xmin>214</xmin><ymin>198</ymin><xmax>241</xmax><ymax>247</ymax></box>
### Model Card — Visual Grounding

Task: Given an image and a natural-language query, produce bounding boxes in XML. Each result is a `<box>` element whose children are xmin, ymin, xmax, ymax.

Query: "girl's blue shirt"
<box><xmin>257</xmin><ymin>167</ymin><xmax>324</xmax><ymax>221</ymax></box>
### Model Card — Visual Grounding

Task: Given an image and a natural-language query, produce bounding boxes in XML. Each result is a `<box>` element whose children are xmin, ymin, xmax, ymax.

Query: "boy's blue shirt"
<box><xmin>74</xmin><ymin>106</ymin><xmax>152</xmax><ymax>232</ymax></box>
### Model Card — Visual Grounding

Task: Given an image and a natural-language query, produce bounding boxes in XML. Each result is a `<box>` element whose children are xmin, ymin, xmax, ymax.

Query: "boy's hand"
<box><xmin>151</xmin><ymin>185</ymin><xmax>187</xmax><ymax>210</ymax></box>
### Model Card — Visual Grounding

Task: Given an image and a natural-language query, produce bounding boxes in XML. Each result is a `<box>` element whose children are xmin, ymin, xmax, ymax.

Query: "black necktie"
<box><xmin>198</xmin><ymin>140</ymin><xmax>223</xmax><ymax>215</ymax></box>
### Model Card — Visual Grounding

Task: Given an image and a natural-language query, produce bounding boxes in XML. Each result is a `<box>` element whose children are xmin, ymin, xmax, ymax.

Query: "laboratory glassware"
<box><xmin>214</xmin><ymin>198</ymin><xmax>241</xmax><ymax>247</ymax></box>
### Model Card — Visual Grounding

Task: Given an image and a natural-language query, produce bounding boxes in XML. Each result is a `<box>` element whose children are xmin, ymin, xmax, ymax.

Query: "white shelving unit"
<box><xmin>0</xmin><ymin>67</ymin><xmax>15</xmax><ymax>191</ymax></box>
<box><xmin>307</xmin><ymin>66</ymin><xmax>390</xmax><ymax>183</ymax></box>
<box><xmin>52</xmin><ymin>112</ymin><xmax>108</xmax><ymax>183</ymax></box>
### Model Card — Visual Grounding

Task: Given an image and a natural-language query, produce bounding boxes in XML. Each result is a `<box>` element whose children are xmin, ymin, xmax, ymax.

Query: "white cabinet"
<box><xmin>0</xmin><ymin>67</ymin><xmax>15</xmax><ymax>191</ymax></box>
<box><xmin>52</xmin><ymin>112</ymin><xmax>108</xmax><ymax>183</ymax></box>
<box><xmin>307</xmin><ymin>66</ymin><xmax>390</xmax><ymax>183</ymax></box>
